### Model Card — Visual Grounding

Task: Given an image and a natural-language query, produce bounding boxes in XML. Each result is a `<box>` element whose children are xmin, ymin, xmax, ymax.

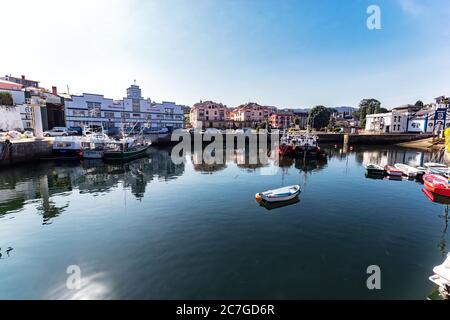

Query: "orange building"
<box><xmin>270</xmin><ymin>110</ymin><xmax>295</xmax><ymax>129</ymax></box>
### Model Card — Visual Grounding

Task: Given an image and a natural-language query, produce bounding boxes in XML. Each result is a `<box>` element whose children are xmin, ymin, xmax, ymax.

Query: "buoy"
<box><xmin>255</xmin><ymin>193</ymin><xmax>262</xmax><ymax>203</ymax></box>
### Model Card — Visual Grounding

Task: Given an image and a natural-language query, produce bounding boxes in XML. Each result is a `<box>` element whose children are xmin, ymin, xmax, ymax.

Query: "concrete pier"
<box><xmin>0</xmin><ymin>138</ymin><xmax>53</xmax><ymax>167</ymax></box>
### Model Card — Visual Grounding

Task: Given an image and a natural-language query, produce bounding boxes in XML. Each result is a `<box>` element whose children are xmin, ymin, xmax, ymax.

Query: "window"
<box><xmin>133</xmin><ymin>114</ymin><xmax>141</xmax><ymax>118</ymax></box>
<box><xmin>86</xmin><ymin>102</ymin><xmax>101</xmax><ymax>117</ymax></box>
<box><xmin>124</xmin><ymin>113</ymin><xmax>130</xmax><ymax>118</ymax></box>
<box><xmin>104</xmin><ymin>112</ymin><xmax>114</xmax><ymax>118</ymax></box>
<box><xmin>393</xmin><ymin>116</ymin><xmax>397</xmax><ymax>122</ymax></box>
<box><xmin>73</xmin><ymin>110</ymin><xmax>85</xmax><ymax>117</ymax></box>
<box><xmin>398</xmin><ymin>116</ymin><xmax>401</xmax><ymax>122</ymax></box>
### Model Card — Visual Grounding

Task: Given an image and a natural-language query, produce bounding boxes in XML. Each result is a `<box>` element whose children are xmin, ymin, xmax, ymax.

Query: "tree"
<box><xmin>0</xmin><ymin>92</ymin><xmax>14</xmax><ymax>106</ymax></box>
<box><xmin>415</xmin><ymin>100</ymin><xmax>424</xmax><ymax>108</ymax></box>
<box><xmin>356</xmin><ymin>99</ymin><xmax>382</xmax><ymax>127</ymax></box>
<box><xmin>308</xmin><ymin>106</ymin><xmax>331</xmax><ymax>130</ymax></box>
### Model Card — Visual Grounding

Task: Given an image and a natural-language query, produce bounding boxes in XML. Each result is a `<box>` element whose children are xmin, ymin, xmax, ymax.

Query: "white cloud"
<box><xmin>397</xmin><ymin>0</ymin><xmax>425</xmax><ymax>16</ymax></box>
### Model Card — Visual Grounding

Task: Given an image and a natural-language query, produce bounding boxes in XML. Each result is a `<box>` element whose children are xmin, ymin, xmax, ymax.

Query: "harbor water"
<box><xmin>0</xmin><ymin>145</ymin><xmax>448</xmax><ymax>299</ymax></box>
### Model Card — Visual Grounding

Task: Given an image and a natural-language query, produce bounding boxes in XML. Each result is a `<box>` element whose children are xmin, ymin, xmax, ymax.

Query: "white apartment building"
<box><xmin>65</xmin><ymin>83</ymin><xmax>184</xmax><ymax>131</ymax></box>
<box><xmin>365</xmin><ymin>105</ymin><xmax>422</xmax><ymax>133</ymax></box>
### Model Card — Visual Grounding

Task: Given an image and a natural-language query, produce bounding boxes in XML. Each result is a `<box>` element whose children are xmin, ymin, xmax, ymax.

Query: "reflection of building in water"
<box><xmin>359</xmin><ymin>148</ymin><xmax>441</xmax><ymax>167</ymax></box>
<box><xmin>294</xmin><ymin>157</ymin><xmax>328</xmax><ymax>173</ymax></box>
<box><xmin>0</xmin><ymin>149</ymin><xmax>185</xmax><ymax>221</ymax></box>
<box><xmin>190</xmin><ymin>147</ymin><xmax>274</xmax><ymax>173</ymax></box>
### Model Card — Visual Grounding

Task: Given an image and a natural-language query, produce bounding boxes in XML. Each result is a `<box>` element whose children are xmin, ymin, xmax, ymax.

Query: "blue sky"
<box><xmin>2</xmin><ymin>0</ymin><xmax>449</xmax><ymax>109</ymax></box>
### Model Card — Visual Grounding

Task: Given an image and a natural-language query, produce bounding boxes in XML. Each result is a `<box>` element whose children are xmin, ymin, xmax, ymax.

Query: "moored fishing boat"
<box><xmin>255</xmin><ymin>185</ymin><xmax>301</xmax><ymax>203</ymax></box>
<box><xmin>103</xmin><ymin>138</ymin><xmax>151</xmax><ymax>162</ymax></box>
<box><xmin>394</xmin><ymin>163</ymin><xmax>421</xmax><ymax>178</ymax></box>
<box><xmin>52</xmin><ymin>137</ymin><xmax>83</xmax><ymax>160</ymax></box>
<box><xmin>365</xmin><ymin>164</ymin><xmax>384</xmax><ymax>175</ymax></box>
<box><xmin>423</xmin><ymin>174</ymin><xmax>450</xmax><ymax>197</ymax></box>
<box><xmin>278</xmin><ymin>132</ymin><xmax>325</xmax><ymax>158</ymax></box>
<box><xmin>384</xmin><ymin>165</ymin><xmax>402</xmax><ymax>177</ymax></box>
<box><xmin>81</xmin><ymin>133</ymin><xmax>112</xmax><ymax>159</ymax></box>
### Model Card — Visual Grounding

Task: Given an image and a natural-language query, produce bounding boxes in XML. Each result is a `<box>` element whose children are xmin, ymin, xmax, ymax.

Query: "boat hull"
<box><xmin>423</xmin><ymin>174</ymin><xmax>450</xmax><ymax>197</ymax></box>
<box><xmin>52</xmin><ymin>149</ymin><xmax>83</xmax><ymax>160</ymax></box>
<box><xmin>104</xmin><ymin>145</ymin><xmax>150</xmax><ymax>162</ymax></box>
<box><xmin>257</xmin><ymin>185</ymin><xmax>301</xmax><ymax>203</ymax></box>
<box><xmin>83</xmin><ymin>150</ymin><xmax>104</xmax><ymax>159</ymax></box>
<box><xmin>384</xmin><ymin>165</ymin><xmax>402</xmax><ymax>177</ymax></box>
<box><xmin>366</xmin><ymin>168</ymin><xmax>384</xmax><ymax>175</ymax></box>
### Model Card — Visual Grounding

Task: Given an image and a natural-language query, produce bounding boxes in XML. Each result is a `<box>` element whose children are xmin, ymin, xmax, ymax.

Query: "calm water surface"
<box><xmin>0</xmin><ymin>145</ymin><xmax>448</xmax><ymax>299</ymax></box>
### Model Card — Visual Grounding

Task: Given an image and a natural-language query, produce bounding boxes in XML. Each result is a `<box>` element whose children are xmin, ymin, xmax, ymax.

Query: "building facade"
<box><xmin>65</xmin><ymin>83</ymin><xmax>184</xmax><ymax>131</ymax></box>
<box><xmin>190</xmin><ymin>101</ymin><xmax>234</xmax><ymax>129</ymax></box>
<box><xmin>232</xmin><ymin>103</ymin><xmax>272</xmax><ymax>123</ymax></box>
<box><xmin>190</xmin><ymin>101</ymin><xmax>279</xmax><ymax>129</ymax></box>
<box><xmin>270</xmin><ymin>109</ymin><xmax>295</xmax><ymax>129</ymax></box>
<box><xmin>1</xmin><ymin>75</ymin><xmax>39</xmax><ymax>88</ymax></box>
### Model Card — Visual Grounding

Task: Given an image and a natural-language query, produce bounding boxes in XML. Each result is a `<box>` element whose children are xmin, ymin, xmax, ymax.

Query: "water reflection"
<box><xmin>0</xmin><ymin>147</ymin><xmax>185</xmax><ymax>223</ymax></box>
<box><xmin>0</xmin><ymin>144</ymin><xmax>448</xmax><ymax>227</ymax></box>
<box><xmin>259</xmin><ymin>197</ymin><xmax>300</xmax><ymax>211</ymax></box>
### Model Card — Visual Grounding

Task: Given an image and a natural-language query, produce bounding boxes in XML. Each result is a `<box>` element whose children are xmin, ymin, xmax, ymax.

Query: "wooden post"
<box><xmin>343</xmin><ymin>134</ymin><xmax>349</xmax><ymax>153</ymax></box>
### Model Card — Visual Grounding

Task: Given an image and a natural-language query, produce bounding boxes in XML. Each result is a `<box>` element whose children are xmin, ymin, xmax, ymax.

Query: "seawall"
<box><xmin>317</xmin><ymin>133</ymin><xmax>433</xmax><ymax>144</ymax></box>
<box><xmin>0</xmin><ymin>139</ymin><xmax>53</xmax><ymax>167</ymax></box>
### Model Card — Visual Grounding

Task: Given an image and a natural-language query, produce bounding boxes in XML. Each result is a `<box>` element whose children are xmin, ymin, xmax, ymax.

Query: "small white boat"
<box><xmin>394</xmin><ymin>164</ymin><xmax>420</xmax><ymax>178</ymax></box>
<box><xmin>255</xmin><ymin>185</ymin><xmax>301</xmax><ymax>203</ymax></box>
<box><xmin>424</xmin><ymin>163</ymin><xmax>450</xmax><ymax>177</ymax></box>
<box><xmin>429</xmin><ymin>253</ymin><xmax>450</xmax><ymax>299</ymax></box>
<box><xmin>424</xmin><ymin>163</ymin><xmax>448</xmax><ymax>169</ymax></box>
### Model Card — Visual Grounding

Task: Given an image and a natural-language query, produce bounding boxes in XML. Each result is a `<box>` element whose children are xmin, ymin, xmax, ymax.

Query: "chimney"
<box><xmin>52</xmin><ymin>86</ymin><xmax>58</xmax><ymax>95</ymax></box>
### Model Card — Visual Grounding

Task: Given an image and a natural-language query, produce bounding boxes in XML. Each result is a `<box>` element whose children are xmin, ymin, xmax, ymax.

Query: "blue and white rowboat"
<box><xmin>256</xmin><ymin>185</ymin><xmax>301</xmax><ymax>203</ymax></box>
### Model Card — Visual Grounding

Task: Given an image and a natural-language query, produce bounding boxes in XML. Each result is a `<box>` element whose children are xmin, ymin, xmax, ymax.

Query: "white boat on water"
<box><xmin>429</xmin><ymin>253</ymin><xmax>450</xmax><ymax>300</ymax></box>
<box><xmin>424</xmin><ymin>163</ymin><xmax>450</xmax><ymax>177</ymax></box>
<box><xmin>425</xmin><ymin>163</ymin><xmax>448</xmax><ymax>169</ymax></box>
<box><xmin>394</xmin><ymin>164</ymin><xmax>424</xmax><ymax>178</ymax></box>
<box><xmin>255</xmin><ymin>185</ymin><xmax>301</xmax><ymax>203</ymax></box>
<box><xmin>52</xmin><ymin>136</ymin><xmax>83</xmax><ymax>159</ymax></box>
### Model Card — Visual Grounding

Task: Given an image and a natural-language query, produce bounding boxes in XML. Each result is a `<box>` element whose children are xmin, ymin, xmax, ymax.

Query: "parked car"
<box><xmin>44</xmin><ymin>128</ymin><xmax>71</xmax><ymax>137</ymax></box>
<box><xmin>68</xmin><ymin>126</ymin><xmax>83</xmax><ymax>135</ymax></box>
<box><xmin>205</xmin><ymin>128</ymin><xmax>222</xmax><ymax>134</ymax></box>
<box><xmin>23</xmin><ymin>130</ymin><xmax>34</xmax><ymax>138</ymax></box>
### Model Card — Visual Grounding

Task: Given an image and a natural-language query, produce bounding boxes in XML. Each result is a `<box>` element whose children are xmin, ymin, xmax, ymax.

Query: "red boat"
<box><xmin>278</xmin><ymin>144</ymin><xmax>294</xmax><ymax>157</ymax></box>
<box><xmin>423</xmin><ymin>174</ymin><xmax>450</xmax><ymax>197</ymax></box>
<box><xmin>384</xmin><ymin>165</ymin><xmax>402</xmax><ymax>177</ymax></box>
<box><xmin>422</xmin><ymin>188</ymin><xmax>450</xmax><ymax>204</ymax></box>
